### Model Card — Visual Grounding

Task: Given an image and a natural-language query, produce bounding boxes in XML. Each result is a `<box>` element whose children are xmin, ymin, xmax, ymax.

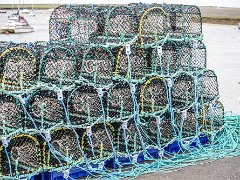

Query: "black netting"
<box><xmin>27</xmin><ymin>89</ymin><xmax>64</xmax><ymax>129</ymax></box>
<box><xmin>0</xmin><ymin>47</ymin><xmax>37</xmax><ymax>90</ymax></box>
<box><xmin>151</xmin><ymin>40</ymin><xmax>206</xmax><ymax>74</ymax></box>
<box><xmin>114</xmin><ymin>45</ymin><xmax>150</xmax><ymax>80</ymax></box>
<box><xmin>197</xmin><ymin>69</ymin><xmax>219</xmax><ymax>103</ymax></box>
<box><xmin>140</xmin><ymin>76</ymin><xmax>167</xmax><ymax>114</ymax></box>
<box><xmin>0</xmin><ymin>134</ymin><xmax>41</xmax><ymax>176</ymax></box>
<box><xmin>68</xmin><ymin>86</ymin><xmax>103</xmax><ymax>126</ymax></box>
<box><xmin>82</xmin><ymin>123</ymin><xmax>115</xmax><ymax>159</ymax></box>
<box><xmin>139</xmin><ymin>6</ymin><xmax>167</xmax><ymax>45</ymax></box>
<box><xmin>172</xmin><ymin>73</ymin><xmax>195</xmax><ymax>110</ymax></box>
<box><xmin>146</xmin><ymin>114</ymin><xmax>175</xmax><ymax>147</ymax></box>
<box><xmin>108</xmin><ymin>82</ymin><xmax>133</xmax><ymax>120</ymax></box>
<box><xmin>0</xmin><ymin>93</ymin><xmax>22</xmax><ymax>135</ymax></box>
<box><xmin>80</xmin><ymin>46</ymin><xmax>114</xmax><ymax>85</ymax></box>
<box><xmin>105</xmin><ymin>6</ymin><xmax>137</xmax><ymax>44</ymax></box>
<box><xmin>39</xmin><ymin>45</ymin><xmax>76</xmax><ymax>85</ymax></box>
<box><xmin>45</xmin><ymin>128</ymin><xmax>82</xmax><ymax>167</ymax></box>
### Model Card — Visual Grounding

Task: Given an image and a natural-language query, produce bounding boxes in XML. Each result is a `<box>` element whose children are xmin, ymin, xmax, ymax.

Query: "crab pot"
<box><xmin>143</xmin><ymin>114</ymin><xmax>175</xmax><ymax>147</ymax></box>
<box><xmin>49</xmin><ymin>5</ymin><xmax>79</xmax><ymax>42</ymax></box>
<box><xmin>201</xmin><ymin>100</ymin><xmax>224</xmax><ymax>132</ymax></box>
<box><xmin>68</xmin><ymin>86</ymin><xmax>105</xmax><ymax>126</ymax></box>
<box><xmin>70</xmin><ymin>6</ymin><xmax>106</xmax><ymax>44</ymax></box>
<box><xmin>26</xmin><ymin>88</ymin><xmax>65</xmax><ymax>129</ymax></box>
<box><xmin>0</xmin><ymin>134</ymin><xmax>42</xmax><ymax>178</ymax></box>
<box><xmin>80</xmin><ymin>46</ymin><xmax>114</xmax><ymax>85</ymax></box>
<box><xmin>114</xmin><ymin>119</ymin><xmax>146</xmax><ymax>155</ymax></box>
<box><xmin>151</xmin><ymin>40</ymin><xmax>206</xmax><ymax>74</ymax></box>
<box><xmin>0</xmin><ymin>93</ymin><xmax>23</xmax><ymax>136</ymax></box>
<box><xmin>114</xmin><ymin>45</ymin><xmax>150</xmax><ymax>81</ymax></box>
<box><xmin>81</xmin><ymin>123</ymin><xmax>115</xmax><ymax>159</ymax></box>
<box><xmin>172</xmin><ymin>72</ymin><xmax>195</xmax><ymax>110</ymax></box>
<box><xmin>0</xmin><ymin>47</ymin><xmax>37</xmax><ymax>90</ymax></box>
<box><xmin>139</xmin><ymin>6</ymin><xmax>167</xmax><ymax>45</ymax></box>
<box><xmin>107</xmin><ymin>82</ymin><xmax>134</xmax><ymax>120</ymax></box>
<box><xmin>39</xmin><ymin>45</ymin><xmax>77</xmax><ymax>85</ymax></box>
<box><xmin>164</xmin><ymin>4</ymin><xmax>202</xmax><ymax>37</ymax></box>
<box><xmin>197</xmin><ymin>69</ymin><xmax>219</xmax><ymax>103</ymax></box>
<box><xmin>140</xmin><ymin>76</ymin><xmax>168</xmax><ymax>115</ymax></box>
<box><xmin>105</xmin><ymin>6</ymin><xmax>137</xmax><ymax>44</ymax></box>
<box><xmin>43</xmin><ymin>127</ymin><xmax>83</xmax><ymax>168</ymax></box>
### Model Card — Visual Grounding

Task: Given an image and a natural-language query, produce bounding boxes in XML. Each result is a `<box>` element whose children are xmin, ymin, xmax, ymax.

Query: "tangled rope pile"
<box><xmin>0</xmin><ymin>3</ymin><xmax>239</xmax><ymax>180</ymax></box>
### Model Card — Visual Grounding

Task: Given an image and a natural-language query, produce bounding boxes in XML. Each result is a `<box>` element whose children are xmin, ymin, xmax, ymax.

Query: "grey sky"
<box><xmin>0</xmin><ymin>0</ymin><xmax>240</xmax><ymax>8</ymax></box>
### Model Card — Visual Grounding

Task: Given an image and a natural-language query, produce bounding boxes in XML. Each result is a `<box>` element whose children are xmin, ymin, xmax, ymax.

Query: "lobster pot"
<box><xmin>144</xmin><ymin>114</ymin><xmax>175</xmax><ymax>147</ymax></box>
<box><xmin>202</xmin><ymin>100</ymin><xmax>224</xmax><ymax>132</ymax></box>
<box><xmin>0</xmin><ymin>93</ymin><xmax>23</xmax><ymax>136</ymax></box>
<box><xmin>0</xmin><ymin>47</ymin><xmax>37</xmax><ymax>90</ymax></box>
<box><xmin>180</xmin><ymin>40</ymin><xmax>206</xmax><ymax>71</ymax></box>
<box><xmin>172</xmin><ymin>72</ymin><xmax>195</xmax><ymax>110</ymax></box>
<box><xmin>115</xmin><ymin>45</ymin><xmax>150</xmax><ymax>80</ymax></box>
<box><xmin>197</xmin><ymin>69</ymin><xmax>219</xmax><ymax>103</ymax></box>
<box><xmin>107</xmin><ymin>82</ymin><xmax>134</xmax><ymax>120</ymax></box>
<box><xmin>80</xmin><ymin>46</ymin><xmax>114</xmax><ymax>85</ymax></box>
<box><xmin>81</xmin><ymin>123</ymin><xmax>115</xmax><ymax>159</ymax></box>
<box><xmin>70</xmin><ymin>6</ymin><xmax>104</xmax><ymax>44</ymax></box>
<box><xmin>49</xmin><ymin>5</ymin><xmax>78</xmax><ymax>42</ymax></box>
<box><xmin>152</xmin><ymin>41</ymin><xmax>181</xmax><ymax>74</ymax></box>
<box><xmin>27</xmin><ymin>89</ymin><xmax>65</xmax><ymax>129</ymax></box>
<box><xmin>68</xmin><ymin>86</ymin><xmax>103</xmax><ymax>126</ymax></box>
<box><xmin>140</xmin><ymin>76</ymin><xmax>167</xmax><ymax>115</ymax></box>
<box><xmin>105</xmin><ymin>6</ymin><xmax>137</xmax><ymax>44</ymax></box>
<box><xmin>115</xmin><ymin>119</ymin><xmax>146</xmax><ymax>155</ymax></box>
<box><xmin>175</xmin><ymin>108</ymin><xmax>198</xmax><ymax>138</ymax></box>
<box><xmin>39</xmin><ymin>45</ymin><xmax>77</xmax><ymax>85</ymax></box>
<box><xmin>164</xmin><ymin>5</ymin><xmax>202</xmax><ymax>37</ymax></box>
<box><xmin>44</xmin><ymin>127</ymin><xmax>82</xmax><ymax>168</ymax></box>
<box><xmin>151</xmin><ymin>40</ymin><xmax>206</xmax><ymax>74</ymax></box>
<box><xmin>0</xmin><ymin>134</ymin><xmax>41</xmax><ymax>178</ymax></box>
<box><xmin>139</xmin><ymin>6</ymin><xmax>167</xmax><ymax>45</ymax></box>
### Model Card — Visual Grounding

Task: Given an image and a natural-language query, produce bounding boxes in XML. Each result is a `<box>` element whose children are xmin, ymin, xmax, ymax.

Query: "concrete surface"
<box><xmin>136</xmin><ymin>156</ymin><xmax>240</xmax><ymax>180</ymax></box>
